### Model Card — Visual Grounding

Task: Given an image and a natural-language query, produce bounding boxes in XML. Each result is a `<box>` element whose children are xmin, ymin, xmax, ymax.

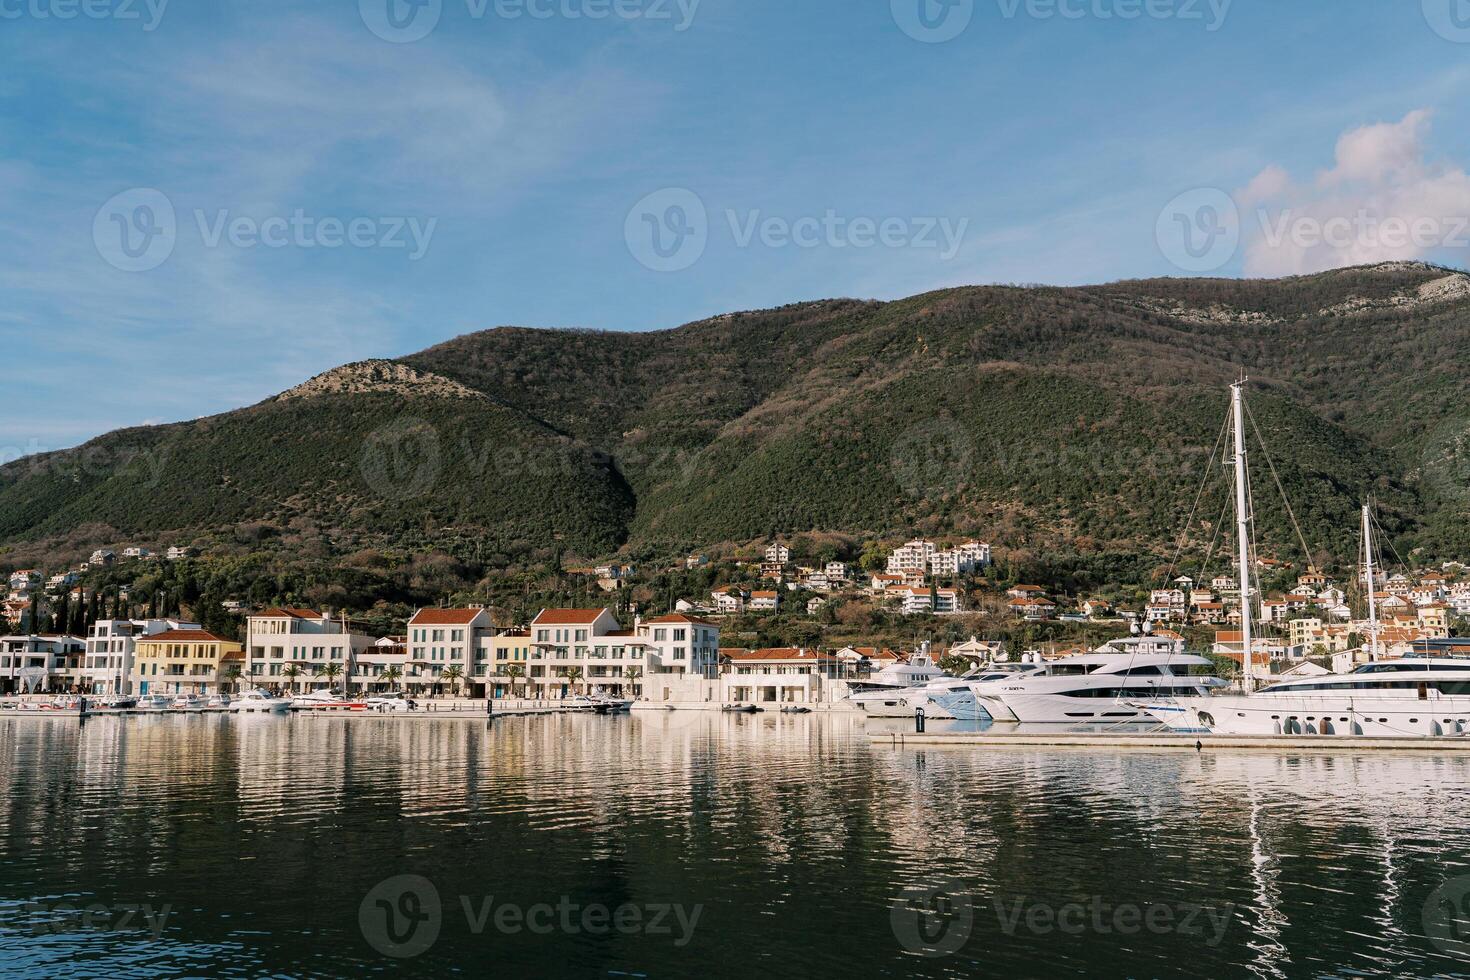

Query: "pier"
<box><xmin>869</xmin><ymin>730</ymin><xmax>1470</xmax><ymax>751</ymax></box>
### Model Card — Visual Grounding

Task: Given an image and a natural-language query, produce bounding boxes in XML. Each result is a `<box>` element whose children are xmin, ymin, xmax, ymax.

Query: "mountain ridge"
<box><xmin>4</xmin><ymin>262</ymin><xmax>1469</xmax><ymax>575</ymax></box>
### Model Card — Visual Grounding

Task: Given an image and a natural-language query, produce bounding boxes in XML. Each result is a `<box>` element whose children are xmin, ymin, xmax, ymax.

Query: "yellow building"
<box><xmin>133</xmin><ymin>629</ymin><xmax>243</xmax><ymax>696</ymax></box>
<box><xmin>1418</xmin><ymin>604</ymin><xmax>1451</xmax><ymax>640</ymax></box>
<box><xmin>488</xmin><ymin>630</ymin><xmax>533</xmax><ymax>698</ymax></box>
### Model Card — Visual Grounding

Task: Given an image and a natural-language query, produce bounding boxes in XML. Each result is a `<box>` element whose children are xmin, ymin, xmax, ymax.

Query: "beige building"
<box><xmin>133</xmin><ymin>629</ymin><xmax>243</xmax><ymax>697</ymax></box>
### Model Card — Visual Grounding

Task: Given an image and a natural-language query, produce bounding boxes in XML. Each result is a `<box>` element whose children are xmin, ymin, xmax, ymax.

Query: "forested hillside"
<box><xmin>3</xmin><ymin>262</ymin><xmax>1468</xmax><ymax>581</ymax></box>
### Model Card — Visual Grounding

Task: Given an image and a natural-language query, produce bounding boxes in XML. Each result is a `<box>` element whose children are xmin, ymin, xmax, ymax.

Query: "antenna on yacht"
<box><xmin>1231</xmin><ymin>379</ymin><xmax>1254</xmax><ymax>693</ymax></box>
<box><xmin>1362</xmin><ymin>502</ymin><xmax>1381</xmax><ymax>663</ymax></box>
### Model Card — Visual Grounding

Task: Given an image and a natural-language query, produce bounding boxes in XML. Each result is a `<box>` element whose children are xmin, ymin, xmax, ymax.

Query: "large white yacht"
<box><xmin>847</xmin><ymin>652</ymin><xmax>971</xmax><ymax>718</ymax></box>
<box><xmin>967</xmin><ymin>648</ymin><xmax>1226</xmax><ymax>723</ymax></box>
<box><xmin>1145</xmin><ymin>656</ymin><xmax>1470</xmax><ymax>737</ymax></box>
<box><xmin>852</xmin><ymin>675</ymin><xmax>986</xmax><ymax>720</ymax></box>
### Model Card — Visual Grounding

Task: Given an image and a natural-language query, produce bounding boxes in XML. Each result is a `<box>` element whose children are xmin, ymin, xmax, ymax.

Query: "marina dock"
<box><xmin>870</xmin><ymin>730</ymin><xmax>1470</xmax><ymax>751</ymax></box>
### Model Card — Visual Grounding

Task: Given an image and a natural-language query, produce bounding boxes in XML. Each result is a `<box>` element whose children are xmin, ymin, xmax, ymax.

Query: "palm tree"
<box><xmin>562</xmin><ymin>665</ymin><xmax>584</xmax><ymax>698</ymax></box>
<box><xmin>377</xmin><ymin>665</ymin><xmax>403</xmax><ymax>694</ymax></box>
<box><xmin>314</xmin><ymin>662</ymin><xmax>343</xmax><ymax>693</ymax></box>
<box><xmin>623</xmin><ymin>665</ymin><xmax>642</xmax><ymax>698</ymax></box>
<box><xmin>502</xmin><ymin>664</ymin><xmax>525</xmax><ymax>701</ymax></box>
<box><xmin>441</xmin><ymin>665</ymin><xmax>465</xmax><ymax>699</ymax></box>
<box><xmin>280</xmin><ymin>663</ymin><xmax>301</xmax><ymax>696</ymax></box>
<box><xmin>224</xmin><ymin>665</ymin><xmax>243</xmax><ymax>694</ymax></box>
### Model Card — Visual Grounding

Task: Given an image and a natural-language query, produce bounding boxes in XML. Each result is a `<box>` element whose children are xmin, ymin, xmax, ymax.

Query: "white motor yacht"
<box><xmin>1145</xmin><ymin>656</ymin><xmax>1470</xmax><ymax>737</ymax></box>
<box><xmin>968</xmin><ymin>651</ymin><xmax>1226</xmax><ymax>724</ymax></box>
<box><xmin>366</xmin><ymin>694</ymin><xmax>418</xmax><ymax>712</ymax></box>
<box><xmin>847</xmin><ymin>652</ymin><xmax>957</xmax><ymax>716</ymax></box>
<box><xmin>228</xmin><ymin>689</ymin><xmax>292</xmax><ymax>714</ymax></box>
<box><xmin>292</xmin><ymin>690</ymin><xmax>366</xmax><ymax>710</ymax></box>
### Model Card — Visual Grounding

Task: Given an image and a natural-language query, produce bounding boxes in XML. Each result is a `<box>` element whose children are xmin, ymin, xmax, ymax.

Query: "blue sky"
<box><xmin>5</xmin><ymin>0</ymin><xmax>1470</xmax><ymax>453</ymax></box>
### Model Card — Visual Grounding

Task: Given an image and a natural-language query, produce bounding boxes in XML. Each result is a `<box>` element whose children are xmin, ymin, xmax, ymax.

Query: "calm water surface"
<box><xmin>1</xmin><ymin>712</ymin><xmax>1469</xmax><ymax>978</ymax></box>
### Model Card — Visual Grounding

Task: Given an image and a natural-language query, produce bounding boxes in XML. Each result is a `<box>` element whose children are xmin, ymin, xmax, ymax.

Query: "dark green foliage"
<box><xmin>3</xmin><ymin>262</ymin><xmax>1469</xmax><ymax>589</ymax></box>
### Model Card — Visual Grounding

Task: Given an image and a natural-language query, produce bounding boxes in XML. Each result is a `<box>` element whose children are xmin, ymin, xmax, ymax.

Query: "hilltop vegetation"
<box><xmin>3</xmin><ymin>262</ymin><xmax>1469</xmax><ymax>593</ymax></box>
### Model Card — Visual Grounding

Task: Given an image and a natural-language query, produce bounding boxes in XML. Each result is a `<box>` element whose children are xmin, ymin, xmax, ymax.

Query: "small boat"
<box><xmin>228</xmin><ymin>689</ymin><xmax>292</xmax><ymax>714</ymax></box>
<box><xmin>206</xmin><ymin>694</ymin><xmax>232</xmax><ymax>709</ymax></box>
<box><xmin>722</xmin><ymin>704</ymin><xmax>760</xmax><ymax>713</ymax></box>
<box><xmin>561</xmin><ymin>695</ymin><xmax>601</xmax><ymax>711</ymax></box>
<box><xmin>590</xmin><ymin>694</ymin><xmax>633</xmax><ymax>714</ymax></box>
<box><xmin>135</xmin><ymin>694</ymin><xmax>173</xmax><ymax>712</ymax></box>
<box><xmin>292</xmin><ymin>690</ymin><xmax>366</xmax><ymax>711</ymax></box>
<box><xmin>366</xmin><ymin>695</ymin><xmax>418</xmax><ymax>713</ymax></box>
<box><xmin>104</xmin><ymin>696</ymin><xmax>138</xmax><ymax>710</ymax></box>
<box><xmin>779</xmin><ymin>706</ymin><xmax>812</xmax><ymax>714</ymax></box>
<box><xmin>171</xmin><ymin>695</ymin><xmax>205</xmax><ymax>711</ymax></box>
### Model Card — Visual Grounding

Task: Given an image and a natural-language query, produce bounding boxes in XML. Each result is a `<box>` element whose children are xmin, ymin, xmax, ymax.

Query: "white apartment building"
<box><xmin>749</xmin><ymin>590</ymin><xmax>781</xmax><ymax>612</ymax></box>
<box><xmin>9</xmin><ymin>570</ymin><xmax>41</xmax><ymax>593</ymax></box>
<box><xmin>639</xmin><ymin>614</ymin><xmax>721</xmax><ymax>679</ymax></box>
<box><xmin>764</xmin><ymin>543</ymin><xmax>790</xmax><ymax>566</ymax></box>
<box><xmin>529</xmin><ymin>608</ymin><xmax>632</xmax><ymax>697</ymax></box>
<box><xmin>0</xmin><ymin>634</ymin><xmax>86</xmax><ymax>694</ymax></box>
<box><xmin>82</xmin><ymin>618</ymin><xmax>200</xmax><ymax>695</ymax></box>
<box><xmin>824</xmin><ymin>561</ymin><xmax>849</xmax><ymax>581</ymax></box>
<box><xmin>889</xmin><ymin>539</ymin><xmax>990</xmax><ymax>579</ymax></box>
<box><xmin>401</xmin><ymin>607</ymin><xmax>497</xmax><ymax>695</ymax></box>
<box><xmin>528</xmin><ymin>609</ymin><xmax>721</xmax><ymax>698</ymax></box>
<box><xmin>887</xmin><ymin>540</ymin><xmax>936</xmax><ymax>576</ymax></box>
<box><xmin>247</xmin><ymin>607</ymin><xmax>379</xmax><ymax>692</ymax></box>
<box><xmin>711</xmin><ymin>588</ymin><xmax>746</xmax><ymax>614</ymax></box>
<box><xmin>892</xmin><ymin>586</ymin><xmax>961</xmax><ymax>615</ymax></box>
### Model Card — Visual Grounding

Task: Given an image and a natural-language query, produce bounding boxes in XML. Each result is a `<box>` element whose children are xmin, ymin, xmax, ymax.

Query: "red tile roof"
<box><xmin>646</xmin><ymin>614</ymin><xmax>716</xmax><ymax>626</ymax></box>
<box><xmin>256</xmin><ymin>607</ymin><xmax>322</xmax><ymax>619</ymax></box>
<box><xmin>723</xmin><ymin>647</ymin><xmax>830</xmax><ymax>662</ymax></box>
<box><xmin>410</xmin><ymin>608</ymin><xmax>490</xmax><ymax>626</ymax></box>
<box><xmin>139</xmin><ymin>629</ymin><xmax>236</xmax><ymax>643</ymax></box>
<box><xmin>531</xmin><ymin>608</ymin><xmax>611</xmax><ymax>626</ymax></box>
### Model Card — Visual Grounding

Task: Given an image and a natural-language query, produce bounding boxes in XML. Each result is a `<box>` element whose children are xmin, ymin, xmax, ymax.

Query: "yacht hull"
<box><xmin>975</xmin><ymin>693</ymin><xmax>1147</xmax><ymax>724</ymax></box>
<box><xmin>1146</xmin><ymin>694</ymin><xmax>1470</xmax><ymax>738</ymax></box>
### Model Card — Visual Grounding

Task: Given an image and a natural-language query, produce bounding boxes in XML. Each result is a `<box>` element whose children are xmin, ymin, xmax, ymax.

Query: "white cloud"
<box><xmin>1236</xmin><ymin>109</ymin><xmax>1470</xmax><ymax>277</ymax></box>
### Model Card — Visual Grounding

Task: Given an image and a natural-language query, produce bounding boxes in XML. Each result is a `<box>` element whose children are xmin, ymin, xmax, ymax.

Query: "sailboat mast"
<box><xmin>1362</xmin><ymin>503</ymin><xmax>1380</xmax><ymax>662</ymax></box>
<box><xmin>1232</xmin><ymin>381</ymin><xmax>1254</xmax><ymax>692</ymax></box>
